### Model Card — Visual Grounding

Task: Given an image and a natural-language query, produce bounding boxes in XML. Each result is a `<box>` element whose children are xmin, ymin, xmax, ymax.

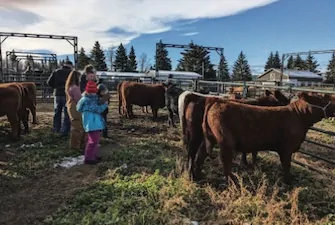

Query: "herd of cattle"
<box><xmin>117</xmin><ymin>80</ymin><xmax>335</xmax><ymax>184</ymax></box>
<box><xmin>0</xmin><ymin>82</ymin><xmax>37</xmax><ymax>140</ymax></box>
<box><xmin>0</xmin><ymin>80</ymin><xmax>334</xmax><ymax>185</ymax></box>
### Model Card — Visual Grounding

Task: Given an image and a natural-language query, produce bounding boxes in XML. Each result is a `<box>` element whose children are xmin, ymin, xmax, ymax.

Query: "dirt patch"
<box><xmin>0</xmin><ymin>166</ymin><xmax>97</xmax><ymax>225</ymax></box>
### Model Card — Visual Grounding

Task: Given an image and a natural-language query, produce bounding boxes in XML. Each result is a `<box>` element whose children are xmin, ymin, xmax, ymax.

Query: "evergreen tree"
<box><xmin>155</xmin><ymin>40</ymin><xmax>172</xmax><ymax>71</ymax></box>
<box><xmin>217</xmin><ymin>54</ymin><xmax>230</xmax><ymax>81</ymax></box>
<box><xmin>325</xmin><ymin>53</ymin><xmax>335</xmax><ymax>83</ymax></box>
<box><xmin>286</xmin><ymin>55</ymin><xmax>294</xmax><ymax>69</ymax></box>
<box><xmin>305</xmin><ymin>51</ymin><xmax>319</xmax><ymax>73</ymax></box>
<box><xmin>293</xmin><ymin>55</ymin><xmax>306</xmax><ymax>70</ymax></box>
<box><xmin>177</xmin><ymin>42</ymin><xmax>216</xmax><ymax>80</ymax></box>
<box><xmin>127</xmin><ymin>45</ymin><xmax>137</xmax><ymax>72</ymax></box>
<box><xmin>232</xmin><ymin>51</ymin><xmax>252</xmax><ymax>81</ymax></box>
<box><xmin>264</xmin><ymin>52</ymin><xmax>274</xmax><ymax>71</ymax></box>
<box><xmin>90</xmin><ymin>41</ymin><xmax>108</xmax><ymax>71</ymax></box>
<box><xmin>273</xmin><ymin>51</ymin><xmax>281</xmax><ymax>69</ymax></box>
<box><xmin>78</xmin><ymin>47</ymin><xmax>91</xmax><ymax>70</ymax></box>
<box><xmin>113</xmin><ymin>43</ymin><xmax>128</xmax><ymax>72</ymax></box>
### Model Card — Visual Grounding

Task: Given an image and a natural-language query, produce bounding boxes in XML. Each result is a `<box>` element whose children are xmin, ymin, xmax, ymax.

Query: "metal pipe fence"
<box><xmin>197</xmin><ymin>80</ymin><xmax>335</xmax><ymax>177</ymax></box>
<box><xmin>1</xmin><ymin>73</ymin><xmax>334</xmax><ymax>176</ymax></box>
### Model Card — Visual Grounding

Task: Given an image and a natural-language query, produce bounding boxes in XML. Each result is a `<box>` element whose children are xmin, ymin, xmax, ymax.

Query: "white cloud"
<box><xmin>0</xmin><ymin>0</ymin><xmax>277</xmax><ymax>56</ymax></box>
<box><xmin>182</xmin><ymin>32</ymin><xmax>200</xmax><ymax>36</ymax></box>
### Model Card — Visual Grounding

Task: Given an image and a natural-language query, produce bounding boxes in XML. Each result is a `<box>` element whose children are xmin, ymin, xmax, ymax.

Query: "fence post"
<box><xmin>193</xmin><ymin>79</ymin><xmax>198</xmax><ymax>91</ymax></box>
<box><xmin>242</xmin><ymin>81</ymin><xmax>248</xmax><ymax>99</ymax></box>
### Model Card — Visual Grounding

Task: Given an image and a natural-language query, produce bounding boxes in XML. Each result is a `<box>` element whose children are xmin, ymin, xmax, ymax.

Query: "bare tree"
<box><xmin>139</xmin><ymin>53</ymin><xmax>151</xmax><ymax>72</ymax></box>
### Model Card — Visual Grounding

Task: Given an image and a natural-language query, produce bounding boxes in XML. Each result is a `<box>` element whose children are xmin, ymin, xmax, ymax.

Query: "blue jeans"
<box><xmin>53</xmin><ymin>96</ymin><xmax>70</xmax><ymax>135</ymax></box>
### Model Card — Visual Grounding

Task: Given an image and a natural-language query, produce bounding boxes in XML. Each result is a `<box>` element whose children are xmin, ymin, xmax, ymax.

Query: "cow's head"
<box><xmin>298</xmin><ymin>92</ymin><xmax>335</xmax><ymax>118</ymax></box>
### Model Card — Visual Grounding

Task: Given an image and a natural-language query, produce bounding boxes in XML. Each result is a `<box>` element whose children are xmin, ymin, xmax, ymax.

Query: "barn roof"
<box><xmin>257</xmin><ymin>68</ymin><xmax>322</xmax><ymax>80</ymax></box>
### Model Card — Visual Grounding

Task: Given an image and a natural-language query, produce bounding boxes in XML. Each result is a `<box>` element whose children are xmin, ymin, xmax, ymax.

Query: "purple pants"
<box><xmin>85</xmin><ymin>130</ymin><xmax>101</xmax><ymax>161</ymax></box>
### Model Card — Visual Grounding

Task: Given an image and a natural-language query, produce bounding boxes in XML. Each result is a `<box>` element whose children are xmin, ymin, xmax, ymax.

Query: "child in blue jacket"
<box><xmin>76</xmin><ymin>81</ymin><xmax>109</xmax><ymax>164</ymax></box>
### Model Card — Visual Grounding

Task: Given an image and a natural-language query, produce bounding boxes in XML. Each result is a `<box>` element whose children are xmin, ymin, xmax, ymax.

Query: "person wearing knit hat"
<box><xmin>76</xmin><ymin>80</ymin><xmax>110</xmax><ymax>164</ymax></box>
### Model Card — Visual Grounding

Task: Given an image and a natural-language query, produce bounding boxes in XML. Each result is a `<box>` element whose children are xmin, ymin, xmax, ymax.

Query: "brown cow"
<box><xmin>0</xmin><ymin>83</ymin><xmax>26</xmax><ymax>140</ymax></box>
<box><xmin>181</xmin><ymin>90</ymin><xmax>290</xmax><ymax>180</ymax></box>
<box><xmin>202</xmin><ymin>92</ymin><xmax>335</xmax><ymax>184</ymax></box>
<box><xmin>21</xmin><ymin>82</ymin><xmax>37</xmax><ymax>124</ymax></box>
<box><xmin>118</xmin><ymin>81</ymin><xmax>150</xmax><ymax>115</ymax></box>
<box><xmin>6</xmin><ymin>82</ymin><xmax>30</xmax><ymax>132</ymax></box>
<box><xmin>121</xmin><ymin>81</ymin><xmax>165</xmax><ymax>118</ymax></box>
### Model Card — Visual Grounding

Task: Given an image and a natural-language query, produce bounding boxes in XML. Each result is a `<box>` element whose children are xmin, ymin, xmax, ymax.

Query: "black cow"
<box><xmin>163</xmin><ymin>83</ymin><xmax>184</xmax><ymax>127</ymax></box>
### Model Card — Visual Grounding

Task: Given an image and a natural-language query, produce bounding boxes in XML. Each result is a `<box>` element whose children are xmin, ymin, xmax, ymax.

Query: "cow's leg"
<box><xmin>31</xmin><ymin>106</ymin><xmax>37</xmax><ymax>124</ymax></box>
<box><xmin>187</xmin><ymin>132</ymin><xmax>202</xmax><ymax>180</ymax></box>
<box><xmin>278</xmin><ymin>151</ymin><xmax>292</xmax><ymax>184</ymax></box>
<box><xmin>126</xmin><ymin>104</ymin><xmax>132</xmax><ymax>118</ymax></box>
<box><xmin>251</xmin><ymin>151</ymin><xmax>258</xmax><ymax>168</ymax></box>
<box><xmin>151</xmin><ymin>108</ymin><xmax>158</xmax><ymax>119</ymax></box>
<box><xmin>218</xmin><ymin>138</ymin><xmax>238</xmax><ymax>185</ymax></box>
<box><xmin>193</xmin><ymin>142</ymin><xmax>208</xmax><ymax>181</ymax></box>
<box><xmin>7</xmin><ymin>113</ymin><xmax>20</xmax><ymax>140</ymax></box>
<box><xmin>145</xmin><ymin>106</ymin><xmax>149</xmax><ymax>113</ymax></box>
<box><xmin>21</xmin><ymin>109</ymin><xmax>29</xmax><ymax>133</ymax></box>
<box><xmin>240</xmin><ymin>152</ymin><xmax>249</xmax><ymax>167</ymax></box>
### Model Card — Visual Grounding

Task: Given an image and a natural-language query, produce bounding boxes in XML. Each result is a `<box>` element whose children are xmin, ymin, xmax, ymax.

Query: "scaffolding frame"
<box><xmin>0</xmin><ymin>32</ymin><xmax>78</xmax><ymax>81</ymax></box>
<box><xmin>155</xmin><ymin>40</ymin><xmax>224</xmax><ymax>78</ymax></box>
<box><xmin>6</xmin><ymin>51</ymin><xmax>57</xmax><ymax>72</ymax></box>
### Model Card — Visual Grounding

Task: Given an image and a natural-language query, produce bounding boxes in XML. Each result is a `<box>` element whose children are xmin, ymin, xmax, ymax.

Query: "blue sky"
<box><xmin>2</xmin><ymin>0</ymin><xmax>335</xmax><ymax>75</ymax></box>
<box><xmin>118</xmin><ymin>0</ymin><xmax>335</xmax><ymax>74</ymax></box>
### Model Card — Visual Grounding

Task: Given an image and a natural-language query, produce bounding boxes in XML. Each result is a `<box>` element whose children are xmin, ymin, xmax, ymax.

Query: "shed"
<box><xmin>256</xmin><ymin>68</ymin><xmax>323</xmax><ymax>86</ymax></box>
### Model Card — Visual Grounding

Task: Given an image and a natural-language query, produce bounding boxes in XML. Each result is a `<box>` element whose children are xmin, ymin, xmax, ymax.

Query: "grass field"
<box><xmin>0</xmin><ymin>96</ymin><xmax>334</xmax><ymax>225</ymax></box>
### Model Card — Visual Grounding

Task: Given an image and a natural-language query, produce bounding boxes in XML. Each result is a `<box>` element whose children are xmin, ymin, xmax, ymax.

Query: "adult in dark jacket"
<box><xmin>47</xmin><ymin>60</ymin><xmax>73</xmax><ymax>136</ymax></box>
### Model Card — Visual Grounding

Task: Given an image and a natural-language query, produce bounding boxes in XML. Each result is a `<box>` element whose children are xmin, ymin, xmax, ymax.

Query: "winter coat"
<box><xmin>76</xmin><ymin>93</ymin><xmax>108</xmax><ymax>132</ymax></box>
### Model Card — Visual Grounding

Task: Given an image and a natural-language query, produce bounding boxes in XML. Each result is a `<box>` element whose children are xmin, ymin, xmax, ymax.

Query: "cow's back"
<box><xmin>123</xmin><ymin>82</ymin><xmax>165</xmax><ymax>108</ymax></box>
<box><xmin>0</xmin><ymin>83</ymin><xmax>22</xmax><ymax>116</ymax></box>
<box><xmin>21</xmin><ymin>82</ymin><xmax>37</xmax><ymax>103</ymax></box>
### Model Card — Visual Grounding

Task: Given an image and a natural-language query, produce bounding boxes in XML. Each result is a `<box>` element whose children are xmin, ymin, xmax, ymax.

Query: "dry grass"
<box><xmin>0</xmin><ymin>96</ymin><xmax>334</xmax><ymax>225</ymax></box>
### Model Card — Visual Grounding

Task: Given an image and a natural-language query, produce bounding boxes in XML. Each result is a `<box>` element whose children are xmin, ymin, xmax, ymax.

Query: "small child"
<box><xmin>76</xmin><ymin>81</ymin><xmax>109</xmax><ymax>164</ymax></box>
<box><xmin>97</xmin><ymin>83</ymin><xmax>110</xmax><ymax>138</ymax></box>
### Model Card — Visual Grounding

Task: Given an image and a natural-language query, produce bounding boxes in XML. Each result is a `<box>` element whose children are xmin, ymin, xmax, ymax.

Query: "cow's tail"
<box><xmin>202</xmin><ymin>99</ymin><xmax>216</xmax><ymax>156</ymax></box>
<box><xmin>178</xmin><ymin>91</ymin><xmax>190</xmax><ymax>144</ymax></box>
<box><xmin>31</xmin><ymin>82</ymin><xmax>37</xmax><ymax>106</ymax></box>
